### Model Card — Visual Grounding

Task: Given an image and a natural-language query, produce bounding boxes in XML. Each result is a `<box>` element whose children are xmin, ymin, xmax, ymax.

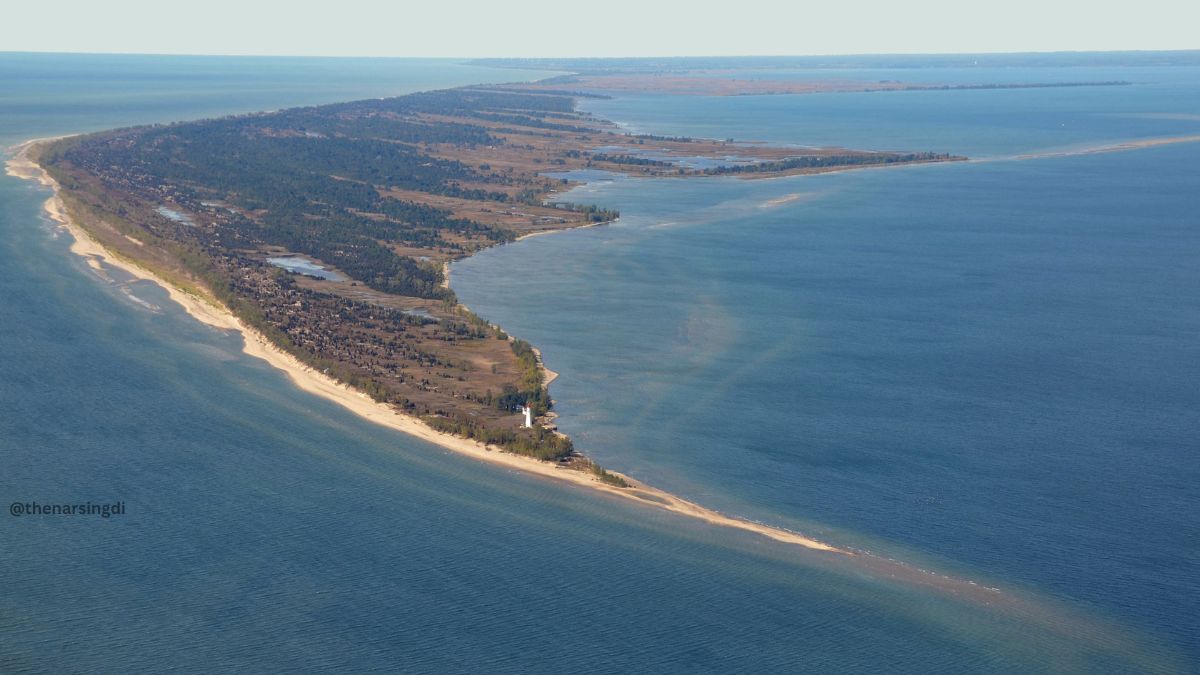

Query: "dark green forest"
<box><xmin>45</xmin><ymin>89</ymin><xmax>609</xmax><ymax>300</ymax></box>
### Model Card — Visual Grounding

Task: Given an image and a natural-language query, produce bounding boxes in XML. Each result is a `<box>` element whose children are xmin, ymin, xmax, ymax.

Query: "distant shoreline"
<box><xmin>513</xmin><ymin>74</ymin><xmax>1137</xmax><ymax>98</ymax></box>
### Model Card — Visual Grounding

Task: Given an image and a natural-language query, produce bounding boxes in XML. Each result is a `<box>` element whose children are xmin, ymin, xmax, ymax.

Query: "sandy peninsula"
<box><xmin>18</xmin><ymin>124</ymin><xmax>1193</xmax><ymax>572</ymax></box>
<box><xmin>27</xmin><ymin>135</ymin><xmax>1155</xmax><ymax>614</ymax></box>
<box><xmin>1012</xmin><ymin>133</ymin><xmax>1200</xmax><ymax>160</ymax></box>
<box><xmin>7</xmin><ymin>138</ymin><xmax>844</xmax><ymax>556</ymax></box>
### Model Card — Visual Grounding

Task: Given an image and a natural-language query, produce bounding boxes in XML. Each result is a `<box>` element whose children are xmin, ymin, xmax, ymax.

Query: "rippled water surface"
<box><xmin>1</xmin><ymin>53</ymin><xmax>1196</xmax><ymax>672</ymax></box>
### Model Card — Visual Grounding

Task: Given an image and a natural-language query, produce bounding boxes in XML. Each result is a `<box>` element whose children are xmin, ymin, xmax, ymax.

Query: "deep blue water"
<box><xmin>456</xmin><ymin>66</ymin><xmax>1200</xmax><ymax>668</ymax></box>
<box><xmin>1</xmin><ymin>53</ymin><xmax>1195</xmax><ymax>672</ymax></box>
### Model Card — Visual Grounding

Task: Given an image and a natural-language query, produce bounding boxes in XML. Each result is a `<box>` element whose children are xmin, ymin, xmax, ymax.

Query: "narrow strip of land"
<box><xmin>1011</xmin><ymin>133</ymin><xmax>1200</xmax><ymax>160</ymax></box>
<box><xmin>7</xmin><ymin>139</ymin><xmax>842</xmax><ymax>555</ymax></box>
<box><xmin>20</xmin><ymin>86</ymin><xmax>962</xmax><ymax>491</ymax></box>
<box><xmin>514</xmin><ymin>73</ymin><xmax>1134</xmax><ymax>97</ymax></box>
<box><xmin>9</xmin><ymin>132</ymin><xmax>1177</xmax><ymax>667</ymax></box>
<box><xmin>8</xmin><ymin>110</ymin><xmax>1191</xmax><ymax>572</ymax></box>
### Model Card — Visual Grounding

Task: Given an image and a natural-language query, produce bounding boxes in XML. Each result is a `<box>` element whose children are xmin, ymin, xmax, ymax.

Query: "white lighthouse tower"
<box><xmin>521</xmin><ymin>405</ymin><xmax>533</xmax><ymax>428</ymax></box>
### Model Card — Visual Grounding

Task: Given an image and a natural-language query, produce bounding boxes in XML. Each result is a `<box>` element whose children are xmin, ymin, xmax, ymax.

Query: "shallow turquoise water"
<box><xmin>0</xmin><ymin>53</ymin><xmax>1193</xmax><ymax>672</ymax></box>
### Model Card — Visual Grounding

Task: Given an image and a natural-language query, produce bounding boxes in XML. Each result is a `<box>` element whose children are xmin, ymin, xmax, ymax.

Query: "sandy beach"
<box><xmin>6</xmin><ymin>137</ymin><xmax>844</xmax><ymax>556</ymax></box>
<box><xmin>1011</xmin><ymin>133</ymin><xmax>1200</xmax><ymax>160</ymax></box>
<box><xmin>514</xmin><ymin>217</ymin><xmax>611</xmax><ymax>242</ymax></box>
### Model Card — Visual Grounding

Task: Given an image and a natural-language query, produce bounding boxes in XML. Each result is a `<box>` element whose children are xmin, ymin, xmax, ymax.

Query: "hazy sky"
<box><xmin>3</xmin><ymin>0</ymin><xmax>1197</xmax><ymax>58</ymax></box>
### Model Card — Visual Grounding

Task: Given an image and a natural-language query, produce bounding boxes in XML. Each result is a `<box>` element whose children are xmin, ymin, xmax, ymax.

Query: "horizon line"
<box><xmin>3</xmin><ymin>48</ymin><xmax>1199</xmax><ymax>61</ymax></box>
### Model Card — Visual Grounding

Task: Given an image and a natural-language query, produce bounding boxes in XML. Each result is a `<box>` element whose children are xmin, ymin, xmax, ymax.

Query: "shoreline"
<box><xmin>6</xmin><ymin>137</ymin><xmax>845</xmax><ymax>556</ymax></box>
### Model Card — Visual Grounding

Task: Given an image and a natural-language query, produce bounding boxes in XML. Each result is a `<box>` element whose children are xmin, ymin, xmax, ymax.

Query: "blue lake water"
<box><xmin>1</xmin><ymin>53</ymin><xmax>1196</xmax><ymax>672</ymax></box>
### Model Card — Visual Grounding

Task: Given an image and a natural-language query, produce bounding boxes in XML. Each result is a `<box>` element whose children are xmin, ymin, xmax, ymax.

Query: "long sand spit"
<box><xmin>10</xmin><ymin>136</ymin><xmax>1194</xmax><ymax>667</ymax></box>
<box><xmin>6</xmin><ymin>137</ymin><xmax>841</xmax><ymax>555</ymax></box>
